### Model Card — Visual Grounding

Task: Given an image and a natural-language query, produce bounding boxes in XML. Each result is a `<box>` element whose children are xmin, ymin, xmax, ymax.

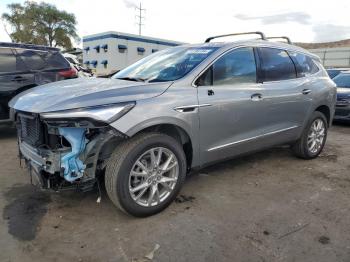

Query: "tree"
<box><xmin>2</xmin><ymin>1</ymin><xmax>79</xmax><ymax>49</ymax></box>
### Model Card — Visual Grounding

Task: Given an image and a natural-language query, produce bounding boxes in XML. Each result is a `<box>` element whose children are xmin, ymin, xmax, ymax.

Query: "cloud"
<box><xmin>313</xmin><ymin>24</ymin><xmax>350</xmax><ymax>42</ymax></box>
<box><xmin>122</xmin><ymin>0</ymin><xmax>138</xmax><ymax>8</ymax></box>
<box><xmin>234</xmin><ymin>12</ymin><xmax>311</xmax><ymax>25</ymax></box>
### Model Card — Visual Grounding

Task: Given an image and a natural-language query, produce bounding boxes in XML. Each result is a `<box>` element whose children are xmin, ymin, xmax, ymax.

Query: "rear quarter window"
<box><xmin>45</xmin><ymin>52</ymin><xmax>70</xmax><ymax>69</ymax></box>
<box><xmin>258</xmin><ymin>47</ymin><xmax>296</xmax><ymax>82</ymax></box>
<box><xmin>289</xmin><ymin>52</ymin><xmax>319</xmax><ymax>77</ymax></box>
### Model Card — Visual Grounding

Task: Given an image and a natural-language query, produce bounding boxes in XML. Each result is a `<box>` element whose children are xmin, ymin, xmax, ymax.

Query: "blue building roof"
<box><xmin>83</xmin><ymin>32</ymin><xmax>181</xmax><ymax>47</ymax></box>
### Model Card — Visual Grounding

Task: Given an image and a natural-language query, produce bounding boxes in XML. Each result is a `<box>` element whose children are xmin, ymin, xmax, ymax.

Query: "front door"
<box><xmin>197</xmin><ymin>47</ymin><xmax>269</xmax><ymax>164</ymax></box>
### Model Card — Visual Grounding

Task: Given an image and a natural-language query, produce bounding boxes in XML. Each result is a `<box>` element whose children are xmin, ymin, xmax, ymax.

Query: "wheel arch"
<box><xmin>133</xmin><ymin>123</ymin><xmax>194</xmax><ymax>171</ymax></box>
<box><xmin>314</xmin><ymin>105</ymin><xmax>331</xmax><ymax>126</ymax></box>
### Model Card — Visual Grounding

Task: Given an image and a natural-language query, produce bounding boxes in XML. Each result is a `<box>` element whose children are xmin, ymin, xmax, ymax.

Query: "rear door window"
<box><xmin>0</xmin><ymin>48</ymin><xmax>27</xmax><ymax>73</ymax></box>
<box><xmin>0</xmin><ymin>48</ymin><xmax>16</xmax><ymax>73</ymax></box>
<box><xmin>258</xmin><ymin>47</ymin><xmax>296</xmax><ymax>82</ymax></box>
<box><xmin>289</xmin><ymin>52</ymin><xmax>319</xmax><ymax>77</ymax></box>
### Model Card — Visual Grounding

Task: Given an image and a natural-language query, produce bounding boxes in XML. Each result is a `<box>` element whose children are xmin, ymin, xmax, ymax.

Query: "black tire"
<box><xmin>292</xmin><ymin>111</ymin><xmax>328</xmax><ymax>159</ymax></box>
<box><xmin>105</xmin><ymin>132</ymin><xmax>187</xmax><ymax>217</ymax></box>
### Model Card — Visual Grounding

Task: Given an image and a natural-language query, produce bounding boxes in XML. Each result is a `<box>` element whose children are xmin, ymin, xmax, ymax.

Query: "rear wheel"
<box><xmin>292</xmin><ymin>111</ymin><xmax>328</xmax><ymax>159</ymax></box>
<box><xmin>105</xmin><ymin>132</ymin><xmax>187</xmax><ymax>217</ymax></box>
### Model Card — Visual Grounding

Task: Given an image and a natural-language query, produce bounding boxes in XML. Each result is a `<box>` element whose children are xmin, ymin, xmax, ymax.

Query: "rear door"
<box><xmin>256</xmin><ymin>47</ymin><xmax>314</xmax><ymax>137</ymax></box>
<box><xmin>0</xmin><ymin>48</ymin><xmax>33</xmax><ymax>120</ymax></box>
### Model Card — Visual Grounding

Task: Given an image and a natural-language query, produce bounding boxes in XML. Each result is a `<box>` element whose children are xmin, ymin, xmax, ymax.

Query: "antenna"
<box><xmin>135</xmin><ymin>2</ymin><xmax>145</xmax><ymax>35</ymax></box>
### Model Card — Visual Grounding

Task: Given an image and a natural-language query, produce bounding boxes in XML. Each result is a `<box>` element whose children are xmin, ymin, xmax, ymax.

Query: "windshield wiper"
<box><xmin>117</xmin><ymin>77</ymin><xmax>146</xmax><ymax>82</ymax></box>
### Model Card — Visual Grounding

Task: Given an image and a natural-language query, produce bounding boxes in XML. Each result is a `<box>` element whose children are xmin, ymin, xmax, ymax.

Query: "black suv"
<box><xmin>0</xmin><ymin>42</ymin><xmax>77</xmax><ymax>124</ymax></box>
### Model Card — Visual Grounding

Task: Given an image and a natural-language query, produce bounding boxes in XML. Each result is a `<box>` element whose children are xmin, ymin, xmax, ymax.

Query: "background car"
<box><xmin>333</xmin><ymin>71</ymin><xmax>350</xmax><ymax>122</ymax></box>
<box><xmin>63</xmin><ymin>53</ymin><xmax>94</xmax><ymax>78</ymax></box>
<box><xmin>0</xmin><ymin>42</ymin><xmax>77</xmax><ymax>124</ymax></box>
<box><xmin>326</xmin><ymin>68</ymin><xmax>350</xmax><ymax>79</ymax></box>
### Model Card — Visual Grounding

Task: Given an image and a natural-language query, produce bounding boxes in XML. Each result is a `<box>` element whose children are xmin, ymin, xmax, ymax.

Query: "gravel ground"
<box><xmin>0</xmin><ymin>124</ymin><xmax>349</xmax><ymax>262</ymax></box>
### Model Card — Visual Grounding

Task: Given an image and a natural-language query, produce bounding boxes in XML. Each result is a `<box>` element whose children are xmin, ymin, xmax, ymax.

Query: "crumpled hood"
<box><xmin>9</xmin><ymin>78</ymin><xmax>171</xmax><ymax>113</ymax></box>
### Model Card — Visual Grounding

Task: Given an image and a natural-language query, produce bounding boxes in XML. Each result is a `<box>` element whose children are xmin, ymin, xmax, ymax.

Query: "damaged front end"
<box><xmin>15</xmin><ymin>103</ymin><xmax>134</xmax><ymax>191</ymax></box>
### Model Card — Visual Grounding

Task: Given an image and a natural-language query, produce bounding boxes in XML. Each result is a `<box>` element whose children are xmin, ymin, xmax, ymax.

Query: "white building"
<box><xmin>82</xmin><ymin>31</ymin><xmax>184</xmax><ymax>75</ymax></box>
<box><xmin>308</xmin><ymin>47</ymin><xmax>350</xmax><ymax>68</ymax></box>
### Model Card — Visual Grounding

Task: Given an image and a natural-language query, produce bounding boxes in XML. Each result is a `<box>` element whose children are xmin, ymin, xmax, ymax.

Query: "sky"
<box><xmin>0</xmin><ymin>0</ymin><xmax>350</xmax><ymax>46</ymax></box>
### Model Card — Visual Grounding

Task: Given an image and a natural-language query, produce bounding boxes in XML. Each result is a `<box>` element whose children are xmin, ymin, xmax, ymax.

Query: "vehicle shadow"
<box><xmin>333</xmin><ymin>120</ymin><xmax>350</xmax><ymax>127</ymax></box>
<box><xmin>0</xmin><ymin>126</ymin><xmax>17</xmax><ymax>139</ymax></box>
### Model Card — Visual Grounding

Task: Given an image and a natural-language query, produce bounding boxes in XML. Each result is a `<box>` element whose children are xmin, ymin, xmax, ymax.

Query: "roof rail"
<box><xmin>266</xmin><ymin>36</ymin><xmax>292</xmax><ymax>44</ymax></box>
<box><xmin>205</xmin><ymin>31</ymin><xmax>266</xmax><ymax>43</ymax></box>
<box><xmin>0</xmin><ymin>42</ymin><xmax>60</xmax><ymax>52</ymax></box>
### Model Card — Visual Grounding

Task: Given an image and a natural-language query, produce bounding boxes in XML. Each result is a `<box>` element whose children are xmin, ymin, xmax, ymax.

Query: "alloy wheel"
<box><xmin>129</xmin><ymin>147</ymin><xmax>179</xmax><ymax>207</ymax></box>
<box><xmin>307</xmin><ymin>118</ymin><xmax>326</xmax><ymax>154</ymax></box>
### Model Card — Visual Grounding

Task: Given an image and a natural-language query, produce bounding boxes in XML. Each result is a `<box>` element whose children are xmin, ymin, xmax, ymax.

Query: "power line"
<box><xmin>135</xmin><ymin>2</ymin><xmax>145</xmax><ymax>36</ymax></box>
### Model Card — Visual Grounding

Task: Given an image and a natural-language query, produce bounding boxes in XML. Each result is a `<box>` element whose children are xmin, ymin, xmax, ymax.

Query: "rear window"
<box><xmin>333</xmin><ymin>74</ymin><xmax>350</xmax><ymax>88</ymax></box>
<box><xmin>289</xmin><ymin>52</ymin><xmax>319</xmax><ymax>77</ymax></box>
<box><xmin>0</xmin><ymin>48</ymin><xmax>27</xmax><ymax>73</ymax></box>
<box><xmin>258</xmin><ymin>47</ymin><xmax>296</xmax><ymax>82</ymax></box>
<box><xmin>326</xmin><ymin>69</ymin><xmax>341</xmax><ymax>79</ymax></box>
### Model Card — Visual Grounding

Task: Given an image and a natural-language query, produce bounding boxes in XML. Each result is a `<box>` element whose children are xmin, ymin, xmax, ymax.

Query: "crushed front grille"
<box><xmin>18</xmin><ymin>113</ymin><xmax>44</xmax><ymax>147</ymax></box>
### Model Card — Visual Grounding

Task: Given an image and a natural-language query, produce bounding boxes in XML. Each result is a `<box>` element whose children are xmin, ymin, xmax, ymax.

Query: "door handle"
<box><xmin>251</xmin><ymin>93</ymin><xmax>263</xmax><ymax>102</ymax></box>
<box><xmin>11</xmin><ymin>77</ymin><xmax>27</xmax><ymax>82</ymax></box>
<box><xmin>302</xmin><ymin>89</ymin><xmax>311</xmax><ymax>95</ymax></box>
<box><xmin>208</xmin><ymin>89</ymin><xmax>214</xmax><ymax>96</ymax></box>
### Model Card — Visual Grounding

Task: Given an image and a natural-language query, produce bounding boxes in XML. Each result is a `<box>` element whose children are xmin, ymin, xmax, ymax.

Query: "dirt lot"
<box><xmin>0</xmin><ymin>124</ymin><xmax>349</xmax><ymax>262</ymax></box>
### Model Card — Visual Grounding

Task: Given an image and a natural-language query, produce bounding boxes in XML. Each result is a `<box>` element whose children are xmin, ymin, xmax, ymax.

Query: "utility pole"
<box><xmin>135</xmin><ymin>2</ymin><xmax>145</xmax><ymax>36</ymax></box>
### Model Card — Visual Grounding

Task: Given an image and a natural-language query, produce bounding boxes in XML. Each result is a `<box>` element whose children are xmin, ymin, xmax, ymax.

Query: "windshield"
<box><xmin>333</xmin><ymin>73</ymin><xmax>350</xmax><ymax>88</ymax></box>
<box><xmin>113</xmin><ymin>46</ymin><xmax>219</xmax><ymax>82</ymax></box>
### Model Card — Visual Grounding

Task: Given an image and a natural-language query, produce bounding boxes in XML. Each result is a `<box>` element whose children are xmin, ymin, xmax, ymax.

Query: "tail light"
<box><xmin>59</xmin><ymin>67</ymin><xmax>78</xmax><ymax>79</ymax></box>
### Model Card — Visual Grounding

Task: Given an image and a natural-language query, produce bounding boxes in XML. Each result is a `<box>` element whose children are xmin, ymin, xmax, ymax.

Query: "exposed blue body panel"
<box><xmin>58</xmin><ymin>128</ymin><xmax>88</xmax><ymax>182</ymax></box>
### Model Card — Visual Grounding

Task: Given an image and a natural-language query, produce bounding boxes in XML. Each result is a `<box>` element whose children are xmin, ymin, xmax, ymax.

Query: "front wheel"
<box><xmin>292</xmin><ymin>111</ymin><xmax>328</xmax><ymax>159</ymax></box>
<box><xmin>105</xmin><ymin>132</ymin><xmax>187</xmax><ymax>217</ymax></box>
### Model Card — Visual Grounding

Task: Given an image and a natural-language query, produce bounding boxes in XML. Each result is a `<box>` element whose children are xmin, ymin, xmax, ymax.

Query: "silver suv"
<box><xmin>9</xmin><ymin>32</ymin><xmax>336</xmax><ymax>217</ymax></box>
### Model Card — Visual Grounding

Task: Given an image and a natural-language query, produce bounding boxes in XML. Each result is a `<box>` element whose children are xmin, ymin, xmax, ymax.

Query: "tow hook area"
<box><xmin>58</xmin><ymin>127</ymin><xmax>88</xmax><ymax>182</ymax></box>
